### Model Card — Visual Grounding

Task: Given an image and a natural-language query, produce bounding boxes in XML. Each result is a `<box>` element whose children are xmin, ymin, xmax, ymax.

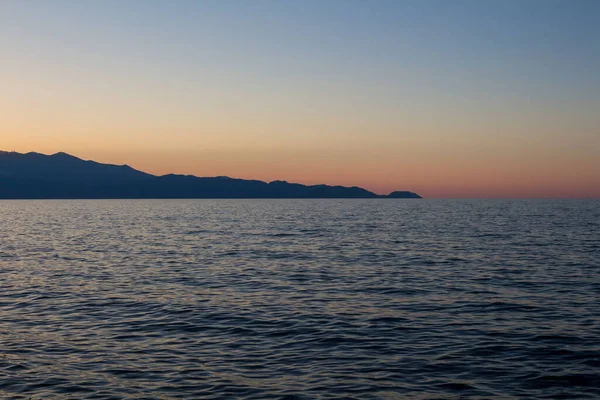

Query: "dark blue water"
<box><xmin>0</xmin><ymin>199</ymin><xmax>599</xmax><ymax>399</ymax></box>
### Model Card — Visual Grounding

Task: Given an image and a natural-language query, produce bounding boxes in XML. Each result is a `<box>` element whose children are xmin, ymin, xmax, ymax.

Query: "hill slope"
<box><xmin>0</xmin><ymin>151</ymin><xmax>421</xmax><ymax>199</ymax></box>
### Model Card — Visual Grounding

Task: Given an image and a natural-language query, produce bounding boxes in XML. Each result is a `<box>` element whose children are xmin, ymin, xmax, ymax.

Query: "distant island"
<box><xmin>0</xmin><ymin>151</ymin><xmax>421</xmax><ymax>199</ymax></box>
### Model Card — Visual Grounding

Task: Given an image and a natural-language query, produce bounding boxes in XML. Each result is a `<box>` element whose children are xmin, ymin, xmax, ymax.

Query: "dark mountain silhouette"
<box><xmin>0</xmin><ymin>151</ymin><xmax>422</xmax><ymax>199</ymax></box>
<box><xmin>387</xmin><ymin>191</ymin><xmax>422</xmax><ymax>199</ymax></box>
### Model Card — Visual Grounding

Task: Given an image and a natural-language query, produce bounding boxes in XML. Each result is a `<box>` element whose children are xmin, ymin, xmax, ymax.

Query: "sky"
<box><xmin>1</xmin><ymin>0</ymin><xmax>599</xmax><ymax>198</ymax></box>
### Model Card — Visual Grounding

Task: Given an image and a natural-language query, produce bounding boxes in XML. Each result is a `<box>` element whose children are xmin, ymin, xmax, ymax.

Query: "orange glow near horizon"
<box><xmin>1</xmin><ymin>142</ymin><xmax>598</xmax><ymax>198</ymax></box>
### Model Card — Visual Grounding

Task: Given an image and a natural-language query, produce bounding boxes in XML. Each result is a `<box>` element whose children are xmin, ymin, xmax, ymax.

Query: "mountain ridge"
<box><xmin>0</xmin><ymin>150</ymin><xmax>422</xmax><ymax>199</ymax></box>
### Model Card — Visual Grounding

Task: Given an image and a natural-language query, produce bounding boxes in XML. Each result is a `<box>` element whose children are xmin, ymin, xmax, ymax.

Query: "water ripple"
<box><xmin>0</xmin><ymin>199</ymin><xmax>599</xmax><ymax>399</ymax></box>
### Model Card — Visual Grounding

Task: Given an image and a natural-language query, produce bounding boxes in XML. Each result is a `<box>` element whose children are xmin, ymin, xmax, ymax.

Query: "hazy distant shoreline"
<box><xmin>0</xmin><ymin>150</ymin><xmax>422</xmax><ymax>199</ymax></box>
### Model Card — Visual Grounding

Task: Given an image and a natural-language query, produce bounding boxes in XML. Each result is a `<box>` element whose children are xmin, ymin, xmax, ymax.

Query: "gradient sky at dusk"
<box><xmin>2</xmin><ymin>0</ymin><xmax>599</xmax><ymax>197</ymax></box>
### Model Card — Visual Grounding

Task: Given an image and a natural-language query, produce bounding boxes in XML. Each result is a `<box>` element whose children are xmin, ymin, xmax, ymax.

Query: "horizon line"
<box><xmin>2</xmin><ymin>149</ymin><xmax>598</xmax><ymax>199</ymax></box>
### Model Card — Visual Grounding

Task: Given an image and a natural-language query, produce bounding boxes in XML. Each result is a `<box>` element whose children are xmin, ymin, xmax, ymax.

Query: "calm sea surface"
<box><xmin>0</xmin><ymin>199</ymin><xmax>598</xmax><ymax>399</ymax></box>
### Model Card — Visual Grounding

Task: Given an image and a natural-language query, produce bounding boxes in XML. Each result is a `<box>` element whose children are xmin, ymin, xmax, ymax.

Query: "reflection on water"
<box><xmin>0</xmin><ymin>199</ymin><xmax>599</xmax><ymax>399</ymax></box>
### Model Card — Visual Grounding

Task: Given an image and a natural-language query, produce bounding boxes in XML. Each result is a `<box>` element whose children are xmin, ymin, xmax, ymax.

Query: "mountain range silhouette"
<box><xmin>0</xmin><ymin>151</ymin><xmax>421</xmax><ymax>199</ymax></box>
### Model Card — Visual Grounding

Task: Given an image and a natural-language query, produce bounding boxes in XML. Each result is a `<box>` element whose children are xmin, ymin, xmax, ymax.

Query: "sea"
<box><xmin>0</xmin><ymin>199</ymin><xmax>598</xmax><ymax>399</ymax></box>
